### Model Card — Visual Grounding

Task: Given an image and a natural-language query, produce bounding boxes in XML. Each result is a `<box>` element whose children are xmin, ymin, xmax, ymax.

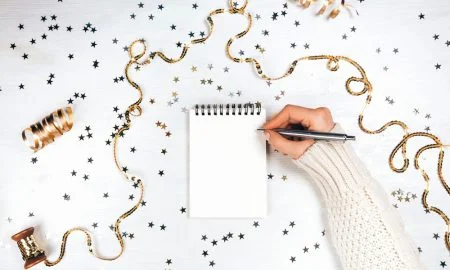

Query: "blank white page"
<box><xmin>189</xmin><ymin>104</ymin><xmax>267</xmax><ymax>218</ymax></box>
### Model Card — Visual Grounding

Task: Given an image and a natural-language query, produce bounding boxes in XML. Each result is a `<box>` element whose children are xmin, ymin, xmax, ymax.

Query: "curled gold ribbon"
<box><xmin>299</xmin><ymin>0</ymin><xmax>358</xmax><ymax>19</ymax></box>
<box><xmin>22</xmin><ymin>107</ymin><xmax>73</xmax><ymax>152</ymax></box>
<box><xmin>125</xmin><ymin>0</ymin><xmax>449</xmax><ymax>251</ymax></box>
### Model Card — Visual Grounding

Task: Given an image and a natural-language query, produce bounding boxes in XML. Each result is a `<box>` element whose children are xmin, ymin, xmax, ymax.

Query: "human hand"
<box><xmin>263</xmin><ymin>105</ymin><xmax>335</xmax><ymax>159</ymax></box>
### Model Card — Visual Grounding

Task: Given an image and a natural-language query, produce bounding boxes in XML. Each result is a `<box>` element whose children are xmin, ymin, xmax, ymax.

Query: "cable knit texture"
<box><xmin>292</xmin><ymin>123</ymin><xmax>426</xmax><ymax>270</ymax></box>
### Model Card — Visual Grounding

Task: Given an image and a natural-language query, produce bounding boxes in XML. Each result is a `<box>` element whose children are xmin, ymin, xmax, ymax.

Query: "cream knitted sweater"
<box><xmin>292</xmin><ymin>123</ymin><xmax>426</xmax><ymax>270</ymax></box>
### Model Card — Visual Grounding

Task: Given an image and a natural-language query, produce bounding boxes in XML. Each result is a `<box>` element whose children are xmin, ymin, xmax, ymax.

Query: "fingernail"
<box><xmin>264</xmin><ymin>131</ymin><xmax>270</xmax><ymax>141</ymax></box>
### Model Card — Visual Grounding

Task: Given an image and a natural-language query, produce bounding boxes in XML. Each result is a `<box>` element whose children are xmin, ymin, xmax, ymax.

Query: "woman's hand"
<box><xmin>263</xmin><ymin>105</ymin><xmax>335</xmax><ymax>159</ymax></box>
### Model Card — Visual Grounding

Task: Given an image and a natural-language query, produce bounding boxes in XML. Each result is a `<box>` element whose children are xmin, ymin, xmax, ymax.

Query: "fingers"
<box><xmin>263</xmin><ymin>105</ymin><xmax>315</xmax><ymax>130</ymax></box>
<box><xmin>265</xmin><ymin>130</ymin><xmax>315</xmax><ymax>159</ymax></box>
<box><xmin>262</xmin><ymin>104</ymin><xmax>333</xmax><ymax>159</ymax></box>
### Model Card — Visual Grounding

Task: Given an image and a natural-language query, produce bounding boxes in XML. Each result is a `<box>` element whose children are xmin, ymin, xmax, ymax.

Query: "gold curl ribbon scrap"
<box><xmin>124</xmin><ymin>0</ymin><xmax>450</xmax><ymax>251</ymax></box>
<box><xmin>299</xmin><ymin>0</ymin><xmax>359</xmax><ymax>19</ymax></box>
<box><xmin>22</xmin><ymin>107</ymin><xmax>73</xmax><ymax>152</ymax></box>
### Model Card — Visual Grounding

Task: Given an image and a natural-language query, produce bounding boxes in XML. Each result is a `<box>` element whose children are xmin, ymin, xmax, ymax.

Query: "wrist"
<box><xmin>292</xmin><ymin>123</ymin><xmax>371</xmax><ymax>201</ymax></box>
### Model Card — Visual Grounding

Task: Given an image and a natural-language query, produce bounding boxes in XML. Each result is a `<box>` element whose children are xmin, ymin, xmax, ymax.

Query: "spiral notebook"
<box><xmin>189</xmin><ymin>103</ymin><xmax>267</xmax><ymax>218</ymax></box>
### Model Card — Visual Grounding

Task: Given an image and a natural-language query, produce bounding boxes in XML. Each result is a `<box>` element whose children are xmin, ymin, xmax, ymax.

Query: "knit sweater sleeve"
<box><xmin>292</xmin><ymin>123</ymin><xmax>426</xmax><ymax>270</ymax></box>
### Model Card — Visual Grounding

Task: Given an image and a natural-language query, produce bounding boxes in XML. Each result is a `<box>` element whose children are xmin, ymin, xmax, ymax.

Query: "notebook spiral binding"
<box><xmin>194</xmin><ymin>103</ymin><xmax>262</xmax><ymax>116</ymax></box>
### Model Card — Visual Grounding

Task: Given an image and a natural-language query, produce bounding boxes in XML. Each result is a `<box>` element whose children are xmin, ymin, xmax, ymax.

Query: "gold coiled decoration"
<box><xmin>125</xmin><ymin>0</ymin><xmax>449</xmax><ymax>251</ymax></box>
<box><xmin>22</xmin><ymin>107</ymin><xmax>73</xmax><ymax>152</ymax></box>
<box><xmin>11</xmin><ymin>227</ymin><xmax>47</xmax><ymax>269</ymax></box>
<box><xmin>299</xmin><ymin>0</ymin><xmax>359</xmax><ymax>19</ymax></box>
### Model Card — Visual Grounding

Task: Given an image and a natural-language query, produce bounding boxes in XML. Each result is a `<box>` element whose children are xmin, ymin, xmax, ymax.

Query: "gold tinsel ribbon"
<box><xmin>125</xmin><ymin>0</ymin><xmax>449</xmax><ymax>251</ymax></box>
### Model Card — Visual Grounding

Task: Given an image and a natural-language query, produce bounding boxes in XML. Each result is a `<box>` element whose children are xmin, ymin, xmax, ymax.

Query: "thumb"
<box><xmin>265</xmin><ymin>130</ymin><xmax>315</xmax><ymax>159</ymax></box>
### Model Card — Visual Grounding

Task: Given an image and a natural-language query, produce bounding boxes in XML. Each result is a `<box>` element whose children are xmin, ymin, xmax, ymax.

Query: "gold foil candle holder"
<box><xmin>22</xmin><ymin>107</ymin><xmax>73</xmax><ymax>152</ymax></box>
